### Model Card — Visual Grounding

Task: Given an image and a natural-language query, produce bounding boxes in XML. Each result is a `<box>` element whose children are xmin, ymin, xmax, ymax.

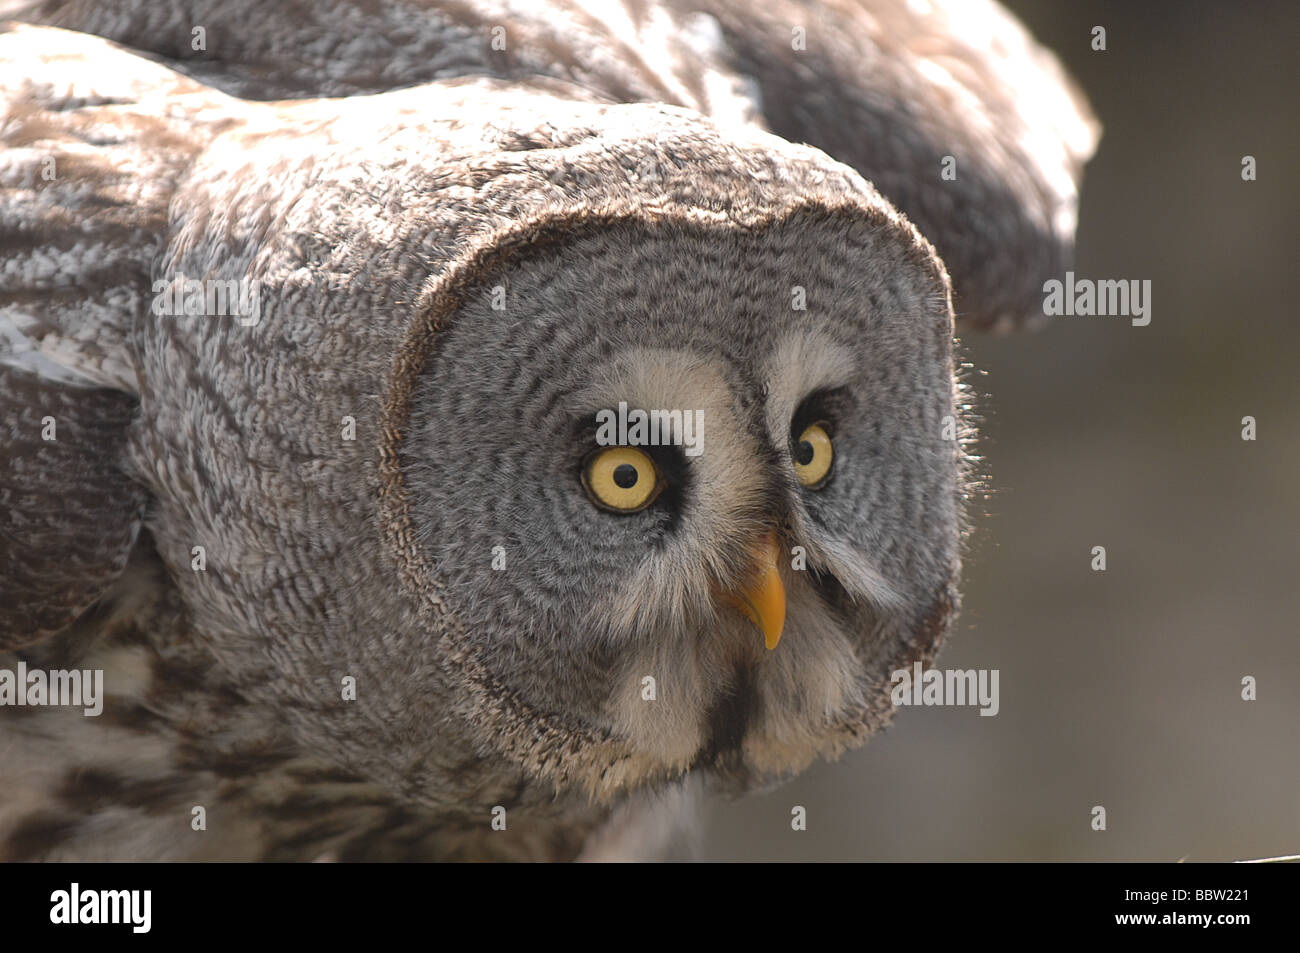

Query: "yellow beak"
<box><xmin>722</xmin><ymin>534</ymin><xmax>787</xmax><ymax>650</ymax></box>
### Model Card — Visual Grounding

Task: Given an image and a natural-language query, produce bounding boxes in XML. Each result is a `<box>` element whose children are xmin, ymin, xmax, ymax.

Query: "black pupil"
<box><xmin>795</xmin><ymin>440</ymin><xmax>816</xmax><ymax>466</ymax></box>
<box><xmin>612</xmin><ymin>463</ymin><xmax>639</xmax><ymax>489</ymax></box>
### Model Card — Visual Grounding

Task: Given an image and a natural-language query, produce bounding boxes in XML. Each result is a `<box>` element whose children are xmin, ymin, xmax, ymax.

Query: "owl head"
<box><xmin>391</xmin><ymin>197</ymin><xmax>964</xmax><ymax>796</ymax></box>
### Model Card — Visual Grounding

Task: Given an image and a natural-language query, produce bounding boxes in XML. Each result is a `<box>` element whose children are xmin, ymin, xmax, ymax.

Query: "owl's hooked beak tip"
<box><xmin>721</xmin><ymin>534</ymin><xmax>786</xmax><ymax>650</ymax></box>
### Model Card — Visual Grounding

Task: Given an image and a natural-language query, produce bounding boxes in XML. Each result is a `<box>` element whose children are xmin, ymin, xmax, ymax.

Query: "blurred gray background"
<box><xmin>701</xmin><ymin>0</ymin><xmax>1300</xmax><ymax>861</ymax></box>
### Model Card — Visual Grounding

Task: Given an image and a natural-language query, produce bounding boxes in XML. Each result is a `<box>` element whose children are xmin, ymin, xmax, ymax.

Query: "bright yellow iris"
<box><xmin>793</xmin><ymin>423</ymin><xmax>833</xmax><ymax>487</ymax></box>
<box><xmin>583</xmin><ymin>446</ymin><xmax>661</xmax><ymax>512</ymax></box>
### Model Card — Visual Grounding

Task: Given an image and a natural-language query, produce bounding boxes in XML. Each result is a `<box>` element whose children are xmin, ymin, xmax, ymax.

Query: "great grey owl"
<box><xmin>0</xmin><ymin>0</ymin><xmax>1097</xmax><ymax>860</ymax></box>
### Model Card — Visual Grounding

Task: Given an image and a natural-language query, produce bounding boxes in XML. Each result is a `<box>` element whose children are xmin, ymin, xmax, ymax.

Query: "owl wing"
<box><xmin>0</xmin><ymin>370</ymin><xmax>146</xmax><ymax>649</ymax></box>
<box><xmin>0</xmin><ymin>23</ymin><xmax>233</xmax><ymax>647</ymax></box>
<box><xmin>672</xmin><ymin>0</ymin><xmax>1101</xmax><ymax>331</ymax></box>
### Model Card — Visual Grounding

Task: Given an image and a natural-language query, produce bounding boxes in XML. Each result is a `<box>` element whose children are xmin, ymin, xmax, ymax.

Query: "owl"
<box><xmin>0</xmin><ymin>0</ymin><xmax>1097</xmax><ymax>860</ymax></box>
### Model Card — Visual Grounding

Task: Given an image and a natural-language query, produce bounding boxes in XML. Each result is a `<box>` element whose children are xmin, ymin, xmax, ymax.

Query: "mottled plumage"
<box><xmin>0</xmin><ymin>0</ymin><xmax>1096</xmax><ymax>860</ymax></box>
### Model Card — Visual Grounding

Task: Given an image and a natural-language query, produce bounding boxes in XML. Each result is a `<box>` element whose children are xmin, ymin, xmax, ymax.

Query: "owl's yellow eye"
<box><xmin>793</xmin><ymin>423</ymin><xmax>833</xmax><ymax>487</ymax></box>
<box><xmin>583</xmin><ymin>446</ymin><xmax>662</xmax><ymax>512</ymax></box>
